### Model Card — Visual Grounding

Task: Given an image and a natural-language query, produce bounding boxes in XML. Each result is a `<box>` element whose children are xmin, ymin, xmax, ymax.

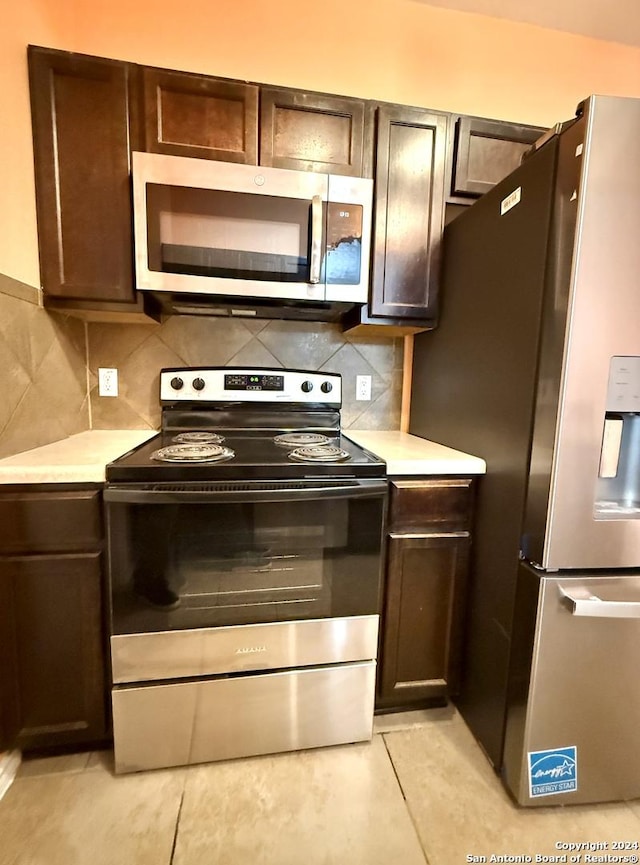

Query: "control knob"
<box><xmin>321</xmin><ymin>381</ymin><xmax>333</xmax><ymax>394</ymax></box>
<box><xmin>301</xmin><ymin>381</ymin><xmax>314</xmax><ymax>393</ymax></box>
<box><xmin>192</xmin><ymin>377</ymin><xmax>206</xmax><ymax>391</ymax></box>
<box><xmin>170</xmin><ymin>377</ymin><xmax>184</xmax><ymax>390</ymax></box>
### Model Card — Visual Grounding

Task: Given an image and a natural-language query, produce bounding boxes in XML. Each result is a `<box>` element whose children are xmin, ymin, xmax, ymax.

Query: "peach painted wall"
<box><xmin>3</xmin><ymin>0</ymin><xmax>640</xmax><ymax>288</ymax></box>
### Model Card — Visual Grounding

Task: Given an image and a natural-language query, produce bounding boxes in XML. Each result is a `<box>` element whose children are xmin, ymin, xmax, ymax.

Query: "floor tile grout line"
<box><xmin>381</xmin><ymin>733</ymin><xmax>432</xmax><ymax>865</ymax></box>
<box><xmin>169</xmin><ymin>790</ymin><xmax>186</xmax><ymax>865</ymax></box>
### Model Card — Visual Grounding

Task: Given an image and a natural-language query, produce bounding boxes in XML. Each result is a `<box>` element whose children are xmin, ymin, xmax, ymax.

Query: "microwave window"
<box><xmin>146</xmin><ymin>184</ymin><xmax>313</xmax><ymax>282</ymax></box>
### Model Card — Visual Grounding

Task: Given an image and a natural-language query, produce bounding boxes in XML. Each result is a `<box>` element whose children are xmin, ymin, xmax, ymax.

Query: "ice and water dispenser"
<box><xmin>596</xmin><ymin>356</ymin><xmax>640</xmax><ymax>517</ymax></box>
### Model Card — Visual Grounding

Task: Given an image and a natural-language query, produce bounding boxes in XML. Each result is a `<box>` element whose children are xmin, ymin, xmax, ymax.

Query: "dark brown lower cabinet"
<box><xmin>378</xmin><ymin>534</ymin><xmax>469</xmax><ymax>708</ymax></box>
<box><xmin>2</xmin><ymin>554</ymin><xmax>106</xmax><ymax>750</ymax></box>
<box><xmin>377</xmin><ymin>477</ymin><xmax>474</xmax><ymax>712</ymax></box>
<box><xmin>0</xmin><ymin>486</ymin><xmax>108</xmax><ymax>752</ymax></box>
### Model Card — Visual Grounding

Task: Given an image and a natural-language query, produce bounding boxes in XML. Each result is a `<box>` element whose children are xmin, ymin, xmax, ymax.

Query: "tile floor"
<box><xmin>1</xmin><ymin>707</ymin><xmax>639</xmax><ymax>865</ymax></box>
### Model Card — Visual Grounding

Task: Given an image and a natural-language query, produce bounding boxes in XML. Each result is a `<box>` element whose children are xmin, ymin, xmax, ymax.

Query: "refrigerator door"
<box><xmin>537</xmin><ymin>96</ymin><xmax>640</xmax><ymax>569</ymax></box>
<box><xmin>503</xmin><ymin>565</ymin><xmax>640</xmax><ymax>806</ymax></box>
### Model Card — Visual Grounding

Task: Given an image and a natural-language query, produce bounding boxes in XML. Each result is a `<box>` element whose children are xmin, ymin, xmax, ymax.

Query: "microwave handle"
<box><xmin>309</xmin><ymin>195</ymin><xmax>323</xmax><ymax>284</ymax></box>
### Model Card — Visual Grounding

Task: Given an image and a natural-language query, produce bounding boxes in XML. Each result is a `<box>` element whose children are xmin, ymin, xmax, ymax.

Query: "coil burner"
<box><xmin>151</xmin><ymin>443</ymin><xmax>235</xmax><ymax>463</ymax></box>
<box><xmin>273</xmin><ymin>432</ymin><xmax>332</xmax><ymax>447</ymax></box>
<box><xmin>173</xmin><ymin>431</ymin><xmax>225</xmax><ymax>444</ymax></box>
<box><xmin>288</xmin><ymin>444</ymin><xmax>351</xmax><ymax>463</ymax></box>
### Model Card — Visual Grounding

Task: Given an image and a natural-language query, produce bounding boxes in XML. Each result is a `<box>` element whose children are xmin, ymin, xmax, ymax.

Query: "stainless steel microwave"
<box><xmin>132</xmin><ymin>152</ymin><xmax>373</xmax><ymax>315</ymax></box>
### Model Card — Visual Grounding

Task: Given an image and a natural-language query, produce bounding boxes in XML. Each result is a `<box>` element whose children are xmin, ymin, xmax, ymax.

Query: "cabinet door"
<box><xmin>448</xmin><ymin>115</ymin><xmax>546</xmax><ymax>202</ymax></box>
<box><xmin>378</xmin><ymin>534</ymin><xmax>469</xmax><ymax>708</ymax></box>
<box><xmin>260</xmin><ymin>87</ymin><xmax>373</xmax><ymax>177</ymax></box>
<box><xmin>28</xmin><ymin>47</ymin><xmax>137</xmax><ymax>304</ymax></box>
<box><xmin>142</xmin><ymin>67</ymin><xmax>258</xmax><ymax>163</ymax></box>
<box><xmin>370</xmin><ymin>106</ymin><xmax>447</xmax><ymax>319</ymax></box>
<box><xmin>1</xmin><ymin>552</ymin><xmax>107</xmax><ymax>750</ymax></box>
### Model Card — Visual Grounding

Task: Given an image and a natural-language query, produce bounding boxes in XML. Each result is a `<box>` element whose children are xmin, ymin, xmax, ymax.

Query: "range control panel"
<box><xmin>160</xmin><ymin>368</ymin><xmax>342</xmax><ymax>406</ymax></box>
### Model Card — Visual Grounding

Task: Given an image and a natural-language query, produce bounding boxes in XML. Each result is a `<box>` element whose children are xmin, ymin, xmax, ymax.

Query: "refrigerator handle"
<box><xmin>559</xmin><ymin>586</ymin><xmax>640</xmax><ymax>619</ymax></box>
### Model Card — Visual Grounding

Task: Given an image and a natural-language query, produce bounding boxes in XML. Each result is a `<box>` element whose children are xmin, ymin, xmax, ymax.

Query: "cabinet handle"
<box><xmin>309</xmin><ymin>195</ymin><xmax>323</xmax><ymax>284</ymax></box>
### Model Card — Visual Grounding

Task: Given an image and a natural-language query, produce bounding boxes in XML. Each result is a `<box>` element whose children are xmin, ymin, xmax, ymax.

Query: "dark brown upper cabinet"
<box><xmin>369</xmin><ymin>106</ymin><xmax>447</xmax><ymax>320</ymax></box>
<box><xmin>447</xmin><ymin>114</ymin><xmax>546</xmax><ymax>203</ymax></box>
<box><xmin>28</xmin><ymin>47</ymin><xmax>139</xmax><ymax>308</ymax></box>
<box><xmin>142</xmin><ymin>68</ymin><xmax>259</xmax><ymax>163</ymax></box>
<box><xmin>260</xmin><ymin>88</ymin><xmax>373</xmax><ymax>177</ymax></box>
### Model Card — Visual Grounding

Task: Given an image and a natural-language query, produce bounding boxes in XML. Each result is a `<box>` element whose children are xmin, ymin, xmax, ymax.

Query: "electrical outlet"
<box><xmin>356</xmin><ymin>375</ymin><xmax>372</xmax><ymax>401</ymax></box>
<box><xmin>98</xmin><ymin>367</ymin><xmax>118</xmax><ymax>397</ymax></box>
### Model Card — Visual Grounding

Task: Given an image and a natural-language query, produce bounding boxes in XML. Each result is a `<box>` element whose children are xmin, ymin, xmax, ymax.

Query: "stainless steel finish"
<box><xmin>159</xmin><ymin>367</ymin><xmax>342</xmax><ymax>405</ymax></box>
<box><xmin>132</xmin><ymin>151</ymin><xmax>372</xmax><ymax>302</ymax></box>
<box><xmin>112</xmin><ymin>661</ymin><xmax>376</xmax><ymax>774</ymax></box>
<box><xmin>559</xmin><ymin>584</ymin><xmax>640</xmax><ymax>618</ymax></box>
<box><xmin>504</xmin><ymin>574</ymin><xmax>640</xmax><ymax>805</ymax></box>
<box><xmin>309</xmin><ymin>194</ymin><xmax>323</xmax><ymax>284</ymax></box>
<box><xmin>542</xmin><ymin>96</ymin><xmax>640</xmax><ymax>568</ymax></box>
<box><xmin>111</xmin><ymin>614</ymin><xmax>379</xmax><ymax>684</ymax></box>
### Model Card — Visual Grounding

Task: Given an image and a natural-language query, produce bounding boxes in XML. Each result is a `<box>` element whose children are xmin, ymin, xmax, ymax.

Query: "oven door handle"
<box><xmin>104</xmin><ymin>480</ymin><xmax>388</xmax><ymax>505</ymax></box>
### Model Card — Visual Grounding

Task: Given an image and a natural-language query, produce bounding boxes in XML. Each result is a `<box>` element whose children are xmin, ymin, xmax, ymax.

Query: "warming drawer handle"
<box><xmin>309</xmin><ymin>194</ymin><xmax>323</xmax><ymax>285</ymax></box>
<box><xmin>104</xmin><ymin>481</ymin><xmax>387</xmax><ymax>505</ymax></box>
<box><xmin>559</xmin><ymin>586</ymin><xmax>640</xmax><ymax>619</ymax></box>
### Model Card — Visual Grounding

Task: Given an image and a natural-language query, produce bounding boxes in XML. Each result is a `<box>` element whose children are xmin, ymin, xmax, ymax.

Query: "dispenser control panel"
<box><xmin>605</xmin><ymin>356</ymin><xmax>640</xmax><ymax>412</ymax></box>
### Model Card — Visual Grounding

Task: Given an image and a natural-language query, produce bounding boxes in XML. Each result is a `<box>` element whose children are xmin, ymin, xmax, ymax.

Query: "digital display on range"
<box><xmin>225</xmin><ymin>374</ymin><xmax>285</xmax><ymax>391</ymax></box>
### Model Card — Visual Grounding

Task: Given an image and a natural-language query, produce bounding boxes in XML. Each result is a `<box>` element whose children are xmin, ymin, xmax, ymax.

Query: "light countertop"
<box><xmin>345</xmin><ymin>430</ymin><xmax>486</xmax><ymax>476</ymax></box>
<box><xmin>0</xmin><ymin>430</ymin><xmax>157</xmax><ymax>484</ymax></box>
<box><xmin>0</xmin><ymin>428</ymin><xmax>485</xmax><ymax>485</ymax></box>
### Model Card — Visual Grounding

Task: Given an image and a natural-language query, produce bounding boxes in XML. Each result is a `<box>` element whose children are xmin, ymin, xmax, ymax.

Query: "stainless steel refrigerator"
<box><xmin>409</xmin><ymin>94</ymin><xmax>640</xmax><ymax>806</ymax></box>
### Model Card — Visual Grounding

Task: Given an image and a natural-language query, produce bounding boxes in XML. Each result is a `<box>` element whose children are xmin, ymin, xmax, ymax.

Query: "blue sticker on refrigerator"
<box><xmin>528</xmin><ymin>746</ymin><xmax>577</xmax><ymax>797</ymax></box>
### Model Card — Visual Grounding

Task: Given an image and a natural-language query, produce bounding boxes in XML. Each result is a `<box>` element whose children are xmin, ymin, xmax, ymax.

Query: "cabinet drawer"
<box><xmin>0</xmin><ymin>490</ymin><xmax>102</xmax><ymax>554</ymax></box>
<box><xmin>389</xmin><ymin>478</ymin><xmax>473</xmax><ymax>533</ymax></box>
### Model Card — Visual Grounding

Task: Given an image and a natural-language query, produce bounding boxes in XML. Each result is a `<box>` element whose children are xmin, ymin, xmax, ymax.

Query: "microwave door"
<box><xmin>133</xmin><ymin>152</ymin><xmax>331</xmax><ymax>302</ymax></box>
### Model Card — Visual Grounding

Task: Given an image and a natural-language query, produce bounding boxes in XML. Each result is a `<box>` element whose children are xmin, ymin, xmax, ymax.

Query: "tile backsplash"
<box><xmin>0</xmin><ymin>287</ymin><xmax>89</xmax><ymax>459</ymax></box>
<box><xmin>87</xmin><ymin>317</ymin><xmax>404</xmax><ymax>431</ymax></box>
<box><xmin>0</xmin><ymin>284</ymin><xmax>404</xmax><ymax>459</ymax></box>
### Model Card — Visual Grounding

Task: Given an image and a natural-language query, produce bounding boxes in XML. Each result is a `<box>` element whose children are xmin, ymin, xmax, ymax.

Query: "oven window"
<box><xmin>108</xmin><ymin>495</ymin><xmax>384</xmax><ymax>635</ymax></box>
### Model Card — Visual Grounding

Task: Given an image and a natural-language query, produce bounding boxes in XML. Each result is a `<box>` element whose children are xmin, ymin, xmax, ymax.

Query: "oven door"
<box><xmin>105</xmin><ymin>478</ymin><xmax>386</xmax><ymax>638</ymax></box>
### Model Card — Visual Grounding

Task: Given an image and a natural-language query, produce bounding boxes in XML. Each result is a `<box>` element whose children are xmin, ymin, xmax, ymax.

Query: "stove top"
<box><xmin>107</xmin><ymin>430</ymin><xmax>384</xmax><ymax>481</ymax></box>
<box><xmin>106</xmin><ymin>368</ymin><xmax>386</xmax><ymax>483</ymax></box>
